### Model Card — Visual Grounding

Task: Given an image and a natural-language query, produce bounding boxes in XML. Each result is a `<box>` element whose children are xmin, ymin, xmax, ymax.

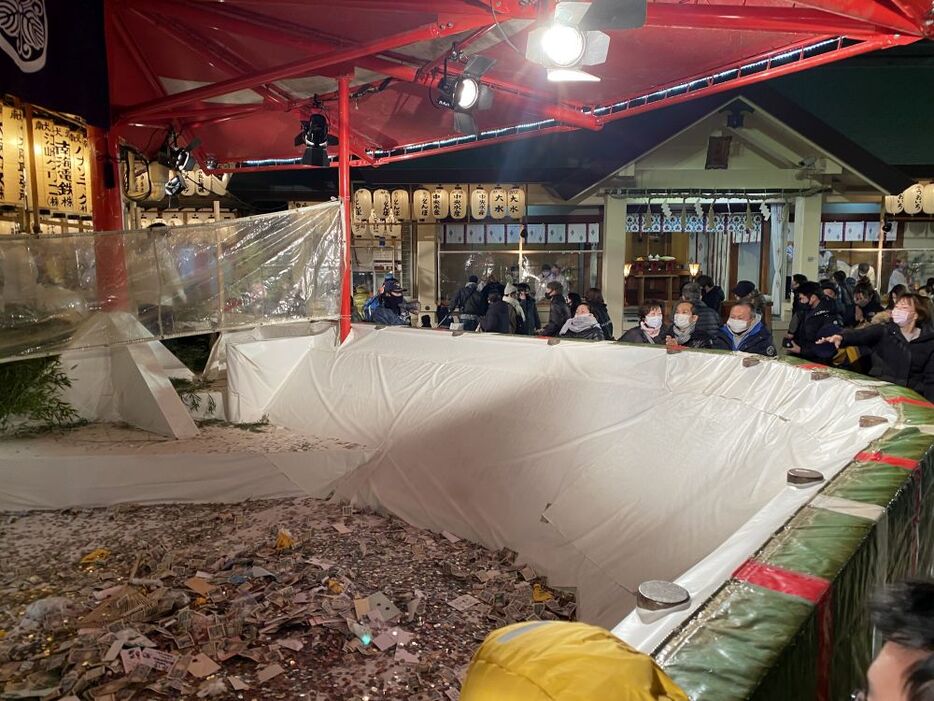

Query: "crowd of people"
<box><xmin>357</xmin><ymin>265</ymin><xmax>934</xmax><ymax>402</ymax></box>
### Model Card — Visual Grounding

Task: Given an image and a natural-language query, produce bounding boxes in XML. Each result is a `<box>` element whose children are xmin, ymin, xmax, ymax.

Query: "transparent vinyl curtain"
<box><xmin>0</xmin><ymin>202</ymin><xmax>343</xmax><ymax>361</ymax></box>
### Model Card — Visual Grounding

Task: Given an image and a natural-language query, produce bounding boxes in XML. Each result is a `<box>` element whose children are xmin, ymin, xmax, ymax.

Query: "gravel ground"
<box><xmin>0</xmin><ymin>497</ymin><xmax>575</xmax><ymax>700</ymax></box>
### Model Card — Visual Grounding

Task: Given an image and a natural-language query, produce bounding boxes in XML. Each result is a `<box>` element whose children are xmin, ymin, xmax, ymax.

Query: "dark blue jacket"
<box><xmin>713</xmin><ymin>320</ymin><xmax>777</xmax><ymax>357</ymax></box>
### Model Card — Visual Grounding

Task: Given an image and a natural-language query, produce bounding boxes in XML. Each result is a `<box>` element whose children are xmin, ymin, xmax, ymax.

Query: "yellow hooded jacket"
<box><xmin>460</xmin><ymin>621</ymin><xmax>688</xmax><ymax>701</ymax></box>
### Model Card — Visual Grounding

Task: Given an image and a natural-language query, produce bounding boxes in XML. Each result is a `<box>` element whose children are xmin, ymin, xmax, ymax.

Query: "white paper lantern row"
<box><xmin>355</xmin><ymin>185</ymin><xmax>526</xmax><ymax>222</ymax></box>
<box><xmin>887</xmin><ymin>182</ymin><xmax>934</xmax><ymax>216</ymax></box>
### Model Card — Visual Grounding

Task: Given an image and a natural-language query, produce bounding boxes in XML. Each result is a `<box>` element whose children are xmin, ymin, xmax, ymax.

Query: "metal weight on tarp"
<box><xmin>636</xmin><ymin>580</ymin><xmax>690</xmax><ymax>611</ymax></box>
<box><xmin>787</xmin><ymin>468</ymin><xmax>824</xmax><ymax>486</ymax></box>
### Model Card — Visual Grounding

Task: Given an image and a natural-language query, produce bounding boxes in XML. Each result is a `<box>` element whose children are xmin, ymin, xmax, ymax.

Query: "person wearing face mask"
<box><xmin>559</xmin><ymin>302</ymin><xmax>605</xmax><ymax>341</ymax></box>
<box><xmin>819</xmin><ymin>293</ymin><xmax>934</xmax><ymax>401</ymax></box>
<box><xmin>539</xmin><ymin>281</ymin><xmax>572</xmax><ymax>337</ymax></box>
<box><xmin>712</xmin><ymin>301</ymin><xmax>777</xmax><ymax>356</ymax></box>
<box><xmin>788</xmin><ymin>281</ymin><xmax>842</xmax><ymax>362</ymax></box>
<box><xmin>502</xmin><ymin>283</ymin><xmax>526</xmax><ymax>329</ymax></box>
<box><xmin>665</xmin><ymin>301</ymin><xmax>714</xmax><ymax>349</ymax></box>
<box><xmin>619</xmin><ymin>300</ymin><xmax>669</xmax><ymax>345</ymax></box>
<box><xmin>584</xmin><ymin>288</ymin><xmax>613</xmax><ymax>340</ymax></box>
<box><xmin>370</xmin><ymin>280</ymin><xmax>411</xmax><ymax>326</ymax></box>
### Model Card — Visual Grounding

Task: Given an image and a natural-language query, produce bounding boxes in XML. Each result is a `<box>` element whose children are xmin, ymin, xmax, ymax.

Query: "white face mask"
<box><xmin>644</xmin><ymin>315</ymin><xmax>663</xmax><ymax>329</ymax></box>
<box><xmin>727</xmin><ymin>318</ymin><xmax>749</xmax><ymax>333</ymax></box>
<box><xmin>673</xmin><ymin>313</ymin><xmax>692</xmax><ymax>329</ymax></box>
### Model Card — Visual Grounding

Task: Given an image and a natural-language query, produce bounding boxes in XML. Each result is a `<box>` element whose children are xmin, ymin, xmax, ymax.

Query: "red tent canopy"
<box><xmin>105</xmin><ymin>0</ymin><xmax>931</xmax><ymax>171</ymax></box>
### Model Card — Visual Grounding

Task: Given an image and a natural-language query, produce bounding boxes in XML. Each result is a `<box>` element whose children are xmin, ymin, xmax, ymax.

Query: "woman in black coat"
<box><xmin>618</xmin><ymin>300</ymin><xmax>671</xmax><ymax>345</ymax></box>
<box><xmin>584</xmin><ymin>287</ymin><xmax>614</xmax><ymax>340</ymax></box>
<box><xmin>820</xmin><ymin>293</ymin><xmax>934</xmax><ymax>401</ymax></box>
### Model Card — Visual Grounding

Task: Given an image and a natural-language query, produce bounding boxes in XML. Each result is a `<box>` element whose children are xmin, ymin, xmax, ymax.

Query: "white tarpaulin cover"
<box><xmin>235</xmin><ymin>325</ymin><xmax>896</xmax><ymax>632</ymax></box>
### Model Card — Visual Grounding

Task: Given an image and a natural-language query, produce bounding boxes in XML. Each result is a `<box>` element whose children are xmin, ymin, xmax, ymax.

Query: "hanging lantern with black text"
<box><xmin>391</xmin><ymin>189</ymin><xmax>410</xmax><ymax>221</ymax></box>
<box><xmin>354</xmin><ymin>188</ymin><xmax>373</xmax><ymax>220</ymax></box>
<box><xmin>470</xmin><ymin>186</ymin><xmax>489</xmax><ymax>219</ymax></box>
<box><xmin>489</xmin><ymin>186</ymin><xmax>507</xmax><ymax>220</ymax></box>
<box><xmin>449</xmin><ymin>185</ymin><xmax>467</xmax><ymax>220</ymax></box>
<box><xmin>413</xmin><ymin>188</ymin><xmax>431</xmax><ymax>222</ymax></box>
<box><xmin>431</xmin><ymin>186</ymin><xmax>450</xmax><ymax>219</ymax></box>
<box><xmin>506</xmin><ymin>187</ymin><xmax>525</xmax><ymax>219</ymax></box>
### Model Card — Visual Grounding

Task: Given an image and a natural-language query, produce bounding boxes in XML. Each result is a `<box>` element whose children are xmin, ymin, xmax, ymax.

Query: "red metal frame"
<box><xmin>338</xmin><ymin>76</ymin><xmax>353</xmax><ymax>343</ymax></box>
<box><xmin>116</xmin><ymin>16</ymin><xmax>492</xmax><ymax>123</ymax></box>
<box><xmin>89</xmin><ymin>126</ymin><xmax>129</xmax><ymax>311</ymax></box>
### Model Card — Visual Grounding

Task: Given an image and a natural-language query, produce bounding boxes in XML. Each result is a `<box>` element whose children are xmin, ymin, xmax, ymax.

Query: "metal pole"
<box><xmin>339</xmin><ymin>75</ymin><xmax>353</xmax><ymax>343</ymax></box>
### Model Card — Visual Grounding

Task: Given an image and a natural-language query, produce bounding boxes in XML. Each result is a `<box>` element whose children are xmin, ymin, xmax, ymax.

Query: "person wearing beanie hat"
<box><xmin>732</xmin><ymin>280</ymin><xmax>758</xmax><ymax>300</ymax></box>
<box><xmin>502</xmin><ymin>282</ymin><xmax>526</xmax><ymax>326</ymax></box>
<box><xmin>789</xmin><ymin>280</ymin><xmax>842</xmax><ymax>361</ymax></box>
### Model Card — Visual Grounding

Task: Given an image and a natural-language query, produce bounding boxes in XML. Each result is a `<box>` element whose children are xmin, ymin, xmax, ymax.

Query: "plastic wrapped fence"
<box><xmin>0</xmin><ymin>202</ymin><xmax>342</xmax><ymax>361</ymax></box>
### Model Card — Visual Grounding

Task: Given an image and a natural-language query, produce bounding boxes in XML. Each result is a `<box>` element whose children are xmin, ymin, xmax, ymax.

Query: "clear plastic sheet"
<box><xmin>0</xmin><ymin>202</ymin><xmax>342</xmax><ymax>361</ymax></box>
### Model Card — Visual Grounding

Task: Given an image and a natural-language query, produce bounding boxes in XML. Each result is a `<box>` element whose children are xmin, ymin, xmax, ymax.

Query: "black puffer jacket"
<box><xmin>794</xmin><ymin>299</ymin><xmax>843</xmax><ymax>361</ymax></box>
<box><xmin>518</xmin><ymin>297</ymin><xmax>540</xmax><ymax>335</ymax></box>
<box><xmin>619</xmin><ymin>324</ymin><xmax>671</xmax><ymax>345</ymax></box>
<box><xmin>588</xmin><ymin>302</ymin><xmax>614</xmax><ymax>340</ymax></box>
<box><xmin>841</xmin><ymin>323</ymin><xmax>934</xmax><ymax>401</ymax></box>
<box><xmin>479</xmin><ymin>300</ymin><xmax>516</xmax><ymax>334</ymax></box>
<box><xmin>541</xmin><ymin>295</ymin><xmax>571</xmax><ymax>337</ymax></box>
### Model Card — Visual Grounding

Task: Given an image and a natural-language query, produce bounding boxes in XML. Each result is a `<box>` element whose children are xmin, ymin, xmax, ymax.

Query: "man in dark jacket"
<box><xmin>450</xmin><ymin>275</ymin><xmax>485</xmax><ymax>331</ymax></box>
<box><xmin>680</xmin><ymin>282</ymin><xmax>721</xmax><ymax>338</ymax></box>
<box><xmin>479</xmin><ymin>291</ymin><xmax>516</xmax><ymax>334</ymax></box>
<box><xmin>516</xmin><ymin>283</ymin><xmax>540</xmax><ymax>335</ymax></box>
<box><xmin>854</xmin><ymin>283</ymin><xmax>884</xmax><ymax>325</ymax></box>
<box><xmin>790</xmin><ymin>281</ymin><xmax>842</xmax><ymax>362</ymax></box>
<box><xmin>370</xmin><ymin>281</ymin><xmax>410</xmax><ymax>326</ymax></box>
<box><xmin>712</xmin><ymin>301</ymin><xmax>776</xmax><ymax>356</ymax></box>
<box><xmin>697</xmin><ymin>275</ymin><xmax>724</xmax><ymax>315</ymax></box>
<box><xmin>540</xmin><ymin>281</ymin><xmax>571</xmax><ymax>337</ymax></box>
<box><xmin>558</xmin><ymin>302</ymin><xmax>605</xmax><ymax>341</ymax></box>
<box><xmin>667</xmin><ymin>301</ymin><xmax>715</xmax><ymax>349</ymax></box>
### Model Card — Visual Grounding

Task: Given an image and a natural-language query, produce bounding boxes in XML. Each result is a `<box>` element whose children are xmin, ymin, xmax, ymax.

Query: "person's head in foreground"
<box><xmin>727</xmin><ymin>301</ymin><xmax>756</xmax><ymax>335</ymax></box>
<box><xmin>856</xmin><ymin>580</ymin><xmax>934</xmax><ymax>701</ymax></box>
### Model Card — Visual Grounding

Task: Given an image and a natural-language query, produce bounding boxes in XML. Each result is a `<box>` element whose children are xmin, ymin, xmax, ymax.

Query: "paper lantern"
<box><xmin>351</xmin><ymin>219</ymin><xmax>368</xmax><ymax>237</ymax></box>
<box><xmin>430</xmin><ymin>186</ymin><xmax>449</xmax><ymax>219</ymax></box>
<box><xmin>372</xmin><ymin>189</ymin><xmax>391</xmax><ymax>219</ymax></box>
<box><xmin>903</xmin><ymin>184</ymin><xmax>923</xmax><ymax>215</ymax></box>
<box><xmin>506</xmin><ymin>187</ymin><xmax>525</xmax><ymax>219</ymax></box>
<box><xmin>922</xmin><ymin>183</ymin><xmax>934</xmax><ymax>215</ymax></box>
<box><xmin>884</xmin><ymin>195</ymin><xmax>902</xmax><ymax>214</ymax></box>
<box><xmin>412</xmin><ymin>189</ymin><xmax>432</xmax><ymax>222</ymax></box>
<box><xmin>353</xmin><ymin>189</ymin><xmax>373</xmax><ymax>220</ymax></box>
<box><xmin>470</xmin><ymin>186</ymin><xmax>489</xmax><ymax>219</ymax></box>
<box><xmin>449</xmin><ymin>186</ymin><xmax>467</xmax><ymax>219</ymax></box>
<box><xmin>489</xmin><ymin>186</ymin><xmax>508</xmax><ymax>220</ymax></box>
<box><xmin>391</xmin><ymin>189</ymin><xmax>410</xmax><ymax>220</ymax></box>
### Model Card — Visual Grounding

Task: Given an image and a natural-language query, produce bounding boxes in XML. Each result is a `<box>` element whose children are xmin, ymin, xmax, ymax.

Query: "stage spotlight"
<box><xmin>158</xmin><ymin>132</ymin><xmax>200</xmax><ymax>172</ymax></box>
<box><xmin>294</xmin><ymin>114</ymin><xmax>331</xmax><ymax>167</ymax></box>
<box><xmin>164</xmin><ymin>175</ymin><xmax>184</xmax><ymax>197</ymax></box>
<box><xmin>435</xmin><ymin>55</ymin><xmax>496</xmax><ymax>135</ymax></box>
<box><xmin>541</xmin><ymin>23</ymin><xmax>586</xmax><ymax>68</ymax></box>
<box><xmin>526</xmin><ymin>0</ymin><xmax>645</xmax><ymax>82</ymax></box>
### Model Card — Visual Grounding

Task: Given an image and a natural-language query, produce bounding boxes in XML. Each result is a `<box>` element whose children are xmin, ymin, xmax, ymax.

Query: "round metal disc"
<box><xmin>637</xmin><ymin>580</ymin><xmax>690</xmax><ymax>609</ymax></box>
<box><xmin>787</xmin><ymin>468</ymin><xmax>824</xmax><ymax>485</ymax></box>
